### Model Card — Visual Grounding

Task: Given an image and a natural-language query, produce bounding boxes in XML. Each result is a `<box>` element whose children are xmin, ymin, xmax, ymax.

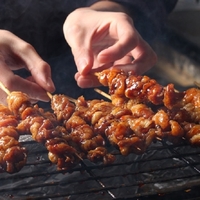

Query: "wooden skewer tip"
<box><xmin>47</xmin><ymin>92</ymin><xmax>77</xmax><ymax>103</ymax></box>
<box><xmin>156</xmin><ymin>137</ymin><xmax>162</xmax><ymax>141</ymax></box>
<box><xmin>47</xmin><ymin>92</ymin><xmax>53</xmax><ymax>99</ymax></box>
<box><xmin>94</xmin><ymin>88</ymin><xmax>111</xmax><ymax>100</ymax></box>
<box><xmin>94</xmin><ymin>72</ymin><xmax>100</xmax><ymax>77</ymax></box>
<box><xmin>0</xmin><ymin>82</ymin><xmax>11</xmax><ymax>95</ymax></box>
<box><xmin>65</xmin><ymin>95</ymin><xmax>77</xmax><ymax>103</ymax></box>
<box><xmin>75</xmin><ymin>153</ymin><xmax>84</xmax><ymax>161</ymax></box>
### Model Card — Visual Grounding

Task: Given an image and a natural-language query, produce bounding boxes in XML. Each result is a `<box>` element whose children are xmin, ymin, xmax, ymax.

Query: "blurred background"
<box><xmin>150</xmin><ymin>0</ymin><xmax>200</xmax><ymax>89</ymax></box>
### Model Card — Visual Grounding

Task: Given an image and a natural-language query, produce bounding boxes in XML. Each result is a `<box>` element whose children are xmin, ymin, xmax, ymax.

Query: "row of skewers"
<box><xmin>0</xmin><ymin>69</ymin><xmax>200</xmax><ymax>174</ymax></box>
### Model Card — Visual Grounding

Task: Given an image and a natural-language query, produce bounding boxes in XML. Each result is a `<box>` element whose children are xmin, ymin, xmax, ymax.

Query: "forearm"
<box><xmin>88</xmin><ymin>0</ymin><xmax>177</xmax><ymax>15</ymax></box>
<box><xmin>89</xmin><ymin>1</ymin><xmax>129</xmax><ymax>14</ymax></box>
<box><xmin>87</xmin><ymin>0</ymin><xmax>178</xmax><ymax>41</ymax></box>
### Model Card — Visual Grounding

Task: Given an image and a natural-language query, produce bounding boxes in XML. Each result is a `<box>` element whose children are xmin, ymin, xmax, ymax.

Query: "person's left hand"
<box><xmin>0</xmin><ymin>30</ymin><xmax>55</xmax><ymax>104</ymax></box>
<box><xmin>63</xmin><ymin>8</ymin><xmax>157</xmax><ymax>88</ymax></box>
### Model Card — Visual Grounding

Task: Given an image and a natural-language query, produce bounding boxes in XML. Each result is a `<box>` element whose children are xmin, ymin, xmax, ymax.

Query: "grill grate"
<box><xmin>1</xmin><ymin>137</ymin><xmax>200</xmax><ymax>200</ymax></box>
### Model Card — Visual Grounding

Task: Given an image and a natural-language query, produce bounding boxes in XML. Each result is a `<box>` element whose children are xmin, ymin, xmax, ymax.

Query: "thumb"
<box><xmin>28</xmin><ymin>60</ymin><xmax>55</xmax><ymax>93</ymax></box>
<box><xmin>72</xmin><ymin>47</ymin><xmax>94</xmax><ymax>75</ymax></box>
<box><xmin>63</xmin><ymin>21</ymin><xmax>93</xmax><ymax>75</ymax></box>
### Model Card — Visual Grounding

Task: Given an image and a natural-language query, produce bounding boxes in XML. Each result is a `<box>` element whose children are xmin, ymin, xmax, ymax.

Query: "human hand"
<box><xmin>63</xmin><ymin>7</ymin><xmax>157</xmax><ymax>88</ymax></box>
<box><xmin>0</xmin><ymin>30</ymin><xmax>55</xmax><ymax>104</ymax></box>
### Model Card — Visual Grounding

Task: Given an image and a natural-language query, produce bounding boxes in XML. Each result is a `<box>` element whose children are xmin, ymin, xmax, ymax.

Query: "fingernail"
<box><xmin>78</xmin><ymin>58</ymin><xmax>87</xmax><ymax>74</ymax></box>
<box><xmin>46</xmin><ymin>77</ymin><xmax>55</xmax><ymax>92</ymax></box>
<box><xmin>78</xmin><ymin>78</ymin><xmax>94</xmax><ymax>88</ymax></box>
<box><xmin>38</xmin><ymin>74</ymin><xmax>55</xmax><ymax>91</ymax></box>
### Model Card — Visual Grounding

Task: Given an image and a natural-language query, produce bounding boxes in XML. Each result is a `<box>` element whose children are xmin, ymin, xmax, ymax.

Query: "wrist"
<box><xmin>89</xmin><ymin>1</ymin><xmax>129</xmax><ymax>14</ymax></box>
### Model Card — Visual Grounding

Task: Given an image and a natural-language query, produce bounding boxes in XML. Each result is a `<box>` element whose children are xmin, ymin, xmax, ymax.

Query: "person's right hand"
<box><xmin>0</xmin><ymin>30</ymin><xmax>55</xmax><ymax>104</ymax></box>
<box><xmin>63</xmin><ymin>7</ymin><xmax>157</xmax><ymax>89</ymax></box>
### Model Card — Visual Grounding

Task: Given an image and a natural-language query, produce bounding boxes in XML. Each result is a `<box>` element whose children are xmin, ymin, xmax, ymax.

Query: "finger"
<box><xmin>16</xmin><ymin>46</ymin><xmax>55</xmax><ymax>93</ymax></box>
<box><xmin>75</xmin><ymin>72</ymin><xmax>101</xmax><ymax>88</ymax></box>
<box><xmin>97</xmin><ymin>19</ymin><xmax>137</xmax><ymax>63</ymax></box>
<box><xmin>74</xmin><ymin>61</ymin><xmax>114</xmax><ymax>88</ymax></box>
<box><xmin>113</xmin><ymin>47</ymin><xmax>157</xmax><ymax>75</ymax></box>
<box><xmin>113</xmin><ymin>54</ymin><xmax>133</xmax><ymax>65</ymax></box>
<box><xmin>72</xmin><ymin>47</ymin><xmax>94</xmax><ymax>75</ymax></box>
<box><xmin>5</xmin><ymin>33</ymin><xmax>55</xmax><ymax>93</ymax></box>
<box><xmin>0</xmin><ymin>63</ymin><xmax>50</xmax><ymax>102</ymax></box>
<box><xmin>6</xmin><ymin>75</ymin><xmax>50</xmax><ymax>102</ymax></box>
<box><xmin>130</xmin><ymin>36</ymin><xmax>157</xmax><ymax>74</ymax></box>
<box><xmin>63</xmin><ymin>22</ymin><xmax>94</xmax><ymax>75</ymax></box>
<box><xmin>110</xmin><ymin>34</ymin><xmax>157</xmax><ymax>75</ymax></box>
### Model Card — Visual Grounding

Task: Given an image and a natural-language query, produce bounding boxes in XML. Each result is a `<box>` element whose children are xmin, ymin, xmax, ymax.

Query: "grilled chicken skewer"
<box><xmin>95</xmin><ymin>68</ymin><xmax>185</xmax><ymax>109</ymax></box>
<box><xmin>49</xmin><ymin>93</ymin><xmax>115</xmax><ymax>164</ymax></box>
<box><xmin>96</xmin><ymin>69</ymin><xmax>200</xmax><ymax>146</ymax></box>
<box><xmin>0</xmin><ymin>104</ymin><xmax>27</xmax><ymax>173</ymax></box>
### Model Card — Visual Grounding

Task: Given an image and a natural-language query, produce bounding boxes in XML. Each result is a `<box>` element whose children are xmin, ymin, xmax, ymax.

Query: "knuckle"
<box><xmin>21</xmin><ymin>43</ymin><xmax>34</xmax><ymax>52</ymax></box>
<box><xmin>65</xmin><ymin>24</ymin><xmax>82</xmax><ymax>41</ymax></box>
<box><xmin>40</xmin><ymin>60</ymin><xmax>50</xmax><ymax>71</ymax></box>
<box><xmin>3</xmin><ymin>77</ymin><xmax>16</xmax><ymax>90</ymax></box>
<box><xmin>67</xmin><ymin>24</ymin><xmax>81</xmax><ymax>35</ymax></box>
<box><xmin>118</xmin><ymin>12</ymin><xmax>134</xmax><ymax>25</ymax></box>
<box><xmin>17</xmin><ymin>42</ymin><xmax>35</xmax><ymax>55</ymax></box>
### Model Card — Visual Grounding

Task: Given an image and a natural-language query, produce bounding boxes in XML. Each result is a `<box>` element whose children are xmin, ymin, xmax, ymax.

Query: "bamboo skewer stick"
<box><xmin>94</xmin><ymin>88</ymin><xmax>111</xmax><ymax>100</ymax></box>
<box><xmin>64</xmin><ymin>95</ymin><xmax>77</xmax><ymax>104</ymax></box>
<box><xmin>94</xmin><ymin>72</ymin><xmax>100</xmax><ymax>77</ymax></box>
<box><xmin>0</xmin><ymin>82</ymin><xmax>11</xmax><ymax>95</ymax></box>
<box><xmin>46</xmin><ymin>92</ymin><xmax>53</xmax><ymax>100</ymax></box>
<box><xmin>47</xmin><ymin>92</ymin><xmax>77</xmax><ymax>104</ymax></box>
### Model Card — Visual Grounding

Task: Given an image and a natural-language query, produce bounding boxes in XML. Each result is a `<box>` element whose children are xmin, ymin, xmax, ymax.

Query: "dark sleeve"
<box><xmin>86</xmin><ymin>0</ymin><xmax>178</xmax><ymax>41</ymax></box>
